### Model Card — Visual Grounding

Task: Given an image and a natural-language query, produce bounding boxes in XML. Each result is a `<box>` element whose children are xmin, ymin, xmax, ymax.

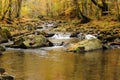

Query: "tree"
<box><xmin>73</xmin><ymin>0</ymin><xmax>90</xmax><ymax>23</ymax></box>
<box><xmin>8</xmin><ymin>0</ymin><xmax>12</xmax><ymax>21</ymax></box>
<box><xmin>15</xmin><ymin>0</ymin><xmax>22</xmax><ymax>18</ymax></box>
<box><xmin>91</xmin><ymin>0</ymin><xmax>108</xmax><ymax>15</ymax></box>
<box><xmin>115</xmin><ymin>0</ymin><xmax>120</xmax><ymax>21</ymax></box>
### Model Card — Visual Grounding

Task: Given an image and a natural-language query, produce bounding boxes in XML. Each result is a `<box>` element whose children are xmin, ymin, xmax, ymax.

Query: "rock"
<box><xmin>8</xmin><ymin>37</ymin><xmax>27</xmax><ymax>49</ymax></box>
<box><xmin>0</xmin><ymin>75</ymin><xmax>14</xmax><ymax>80</ymax></box>
<box><xmin>9</xmin><ymin>34</ymin><xmax>53</xmax><ymax>49</ymax></box>
<box><xmin>45</xmin><ymin>33</ymin><xmax>54</xmax><ymax>37</ymax></box>
<box><xmin>66</xmin><ymin>38</ymin><xmax>102</xmax><ymax>52</ymax></box>
<box><xmin>0</xmin><ymin>68</ymin><xmax>5</xmax><ymax>75</ymax></box>
<box><xmin>2</xmin><ymin>28</ymin><xmax>12</xmax><ymax>39</ymax></box>
<box><xmin>0</xmin><ymin>52</ymin><xmax>2</xmax><ymax>55</ymax></box>
<box><xmin>70</xmin><ymin>32</ymin><xmax>79</xmax><ymax>37</ymax></box>
<box><xmin>0</xmin><ymin>27</ymin><xmax>11</xmax><ymax>43</ymax></box>
<box><xmin>0</xmin><ymin>68</ymin><xmax>14</xmax><ymax>80</ymax></box>
<box><xmin>0</xmin><ymin>46</ymin><xmax>6</xmax><ymax>52</ymax></box>
<box><xmin>102</xmin><ymin>44</ymin><xmax>111</xmax><ymax>50</ymax></box>
<box><xmin>0</xmin><ymin>28</ymin><xmax>8</xmax><ymax>43</ymax></box>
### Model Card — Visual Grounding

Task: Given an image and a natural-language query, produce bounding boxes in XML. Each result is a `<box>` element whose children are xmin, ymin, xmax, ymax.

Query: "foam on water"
<box><xmin>51</xmin><ymin>33</ymin><xmax>71</xmax><ymax>39</ymax></box>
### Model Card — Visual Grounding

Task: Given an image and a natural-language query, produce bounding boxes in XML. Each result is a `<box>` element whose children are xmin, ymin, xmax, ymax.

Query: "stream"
<box><xmin>0</xmin><ymin>48</ymin><xmax>120</xmax><ymax>80</ymax></box>
<box><xmin>0</xmin><ymin>21</ymin><xmax>120</xmax><ymax>80</ymax></box>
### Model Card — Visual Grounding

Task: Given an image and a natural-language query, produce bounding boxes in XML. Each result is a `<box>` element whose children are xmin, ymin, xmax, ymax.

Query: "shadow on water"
<box><xmin>0</xmin><ymin>48</ymin><xmax>120</xmax><ymax>80</ymax></box>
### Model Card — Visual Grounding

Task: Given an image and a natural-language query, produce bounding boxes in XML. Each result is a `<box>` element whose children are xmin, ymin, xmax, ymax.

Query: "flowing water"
<box><xmin>0</xmin><ymin>48</ymin><xmax>120</xmax><ymax>80</ymax></box>
<box><xmin>1</xmin><ymin>33</ymin><xmax>120</xmax><ymax>80</ymax></box>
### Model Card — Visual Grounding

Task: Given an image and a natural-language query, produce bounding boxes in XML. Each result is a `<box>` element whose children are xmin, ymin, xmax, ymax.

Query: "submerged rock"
<box><xmin>8</xmin><ymin>34</ymin><xmax>53</xmax><ymax>49</ymax></box>
<box><xmin>66</xmin><ymin>38</ymin><xmax>103</xmax><ymax>52</ymax></box>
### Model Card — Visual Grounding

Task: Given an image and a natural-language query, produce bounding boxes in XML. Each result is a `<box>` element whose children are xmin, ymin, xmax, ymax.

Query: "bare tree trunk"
<box><xmin>91</xmin><ymin>0</ymin><xmax>108</xmax><ymax>15</ymax></box>
<box><xmin>89</xmin><ymin>1</ymin><xmax>93</xmax><ymax>16</ymax></box>
<box><xmin>46</xmin><ymin>0</ymin><xmax>49</xmax><ymax>16</ymax></box>
<box><xmin>96</xmin><ymin>0</ymin><xmax>99</xmax><ymax>19</ymax></box>
<box><xmin>0</xmin><ymin>0</ymin><xmax>2</xmax><ymax>16</ymax></box>
<box><xmin>8</xmin><ymin>0</ymin><xmax>12</xmax><ymax>21</ymax></box>
<box><xmin>115</xmin><ymin>0</ymin><xmax>120</xmax><ymax>21</ymax></box>
<box><xmin>50</xmin><ymin>0</ymin><xmax>53</xmax><ymax>17</ymax></box>
<box><xmin>1</xmin><ymin>5</ymin><xmax>9</xmax><ymax>20</ymax></box>
<box><xmin>15</xmin><ymin>0</ymin><xmax>22</xmax><ymax>18</ymax></box>
<box><xmin>84</xmin><ymin>0</ymin><xmax>88</xmax><ymax>15</ymax></box>
<box><xmin>73</xmin><ymin>0</ymin><xmax>90</xmax><ymax>23</ymax></box>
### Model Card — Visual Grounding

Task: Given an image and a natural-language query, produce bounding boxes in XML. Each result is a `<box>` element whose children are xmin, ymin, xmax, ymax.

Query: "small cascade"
<box><xmin>51</xmin><ymin>33</ymin><xmax>71</xmax><ymax>39</ymax></box>
<box><xmin>85</xmin><ymin>34</ymin><xmax>97</xmax><ymax>39</ymax></box>
<box><xmin>36</xmin><ymin>21</ymin><xmax>57</xmax><ymax>31</ymax></box>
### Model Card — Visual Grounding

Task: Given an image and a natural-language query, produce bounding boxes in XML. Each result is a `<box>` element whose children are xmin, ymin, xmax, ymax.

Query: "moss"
<box><xmin>0</xmin><ymin>29</ymin><xmax>8</xmax><ymax>43</ymax></box>
<box><xmin>2</xmin><ymin>28</ymin><xmax>11</xmax><ymax>39</ymax></box>
<box><xmin>76</xmin><ymin>47</ymin><xmax>85</xmax><ymax>52</ymax></box>
<box><xmin>0</xmin><ymin>46</ymin><xmax>6</xmax><ymax>51</ymax></box>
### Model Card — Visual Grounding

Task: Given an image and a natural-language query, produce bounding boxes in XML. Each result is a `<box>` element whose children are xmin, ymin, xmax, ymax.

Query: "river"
<box><xmin>0</xmin><ymin>48</ymin><xmax>120</xmax><ymax>80</ymax></box>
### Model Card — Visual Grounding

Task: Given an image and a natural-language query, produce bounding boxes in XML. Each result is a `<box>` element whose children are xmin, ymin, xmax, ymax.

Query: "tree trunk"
<box><xmin>1</xmin><ymin>5</ymin><xmax>9</xmax><ymax>20</ymax></box>
<box><xmin>84</xmin><ymin>0</ymin><xmax>88</xmax><ymax>15</ymax></box>
<box><xmin>115</xmin><ymin>0</ymin><xmax>120</xmax><ymax>21</ymax></box>
<box><xmin>91</xmin><ymin>0</ymin><xmax>108</xmax><ymax>15</ymax></box>
<box><xmin>8</xmin><ymin>0</ymin><xmax>12</xmax><ymax>21</ymax></box>
<box><xmin>15</xmin><ymin>0</ymin><xmax>22</xmax><ymax>18</ymax></box>
<box><xmin>73</xmin><ymin>0</ymin><xmax>90</xmax><ymax>23</ymax></box>
<box><xmin>0</xmin><ymin>0</ymin><xmax>2</xmax><ymax>16</ymax></box>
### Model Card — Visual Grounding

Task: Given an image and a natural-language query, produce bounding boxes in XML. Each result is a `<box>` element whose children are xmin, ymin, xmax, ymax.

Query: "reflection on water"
<box><xmin>0</xmin><ymin>49</ymin><xmax>120</xmax><ymax>80</ymax></box>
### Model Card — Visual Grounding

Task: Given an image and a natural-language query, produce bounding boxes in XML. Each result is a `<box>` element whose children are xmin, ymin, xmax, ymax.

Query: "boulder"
<box><xmin>2</xmin><ymin>28</ymin><xmax>12</xmax><ymax>39</ymax></box>
<box><xmin>0</xmin><ymin>75</ymin><xmax>14</xmax><ymax>80</ymax></box>
<box><xmin>66</xmin><ymin>38</ymin><xmax>102</xmax><ymax>52</ymax></box>
<box><xmin>70</xmin><ymin>32</ymin><xmax>79</xmax><ymax>37</ymax></box>
<box><xmin>0</xmin><ymin>46</ymin><xmax>5</xmax><ymax>55</ymax></box>
<box><xmin>0</xmin><ymin>68</ymin><xmax>14</xmax><ymax>80</ymax></box>
<box><xmin>0</xmin><ymin>27</ymin><xmax>11</xmax><ymax>43</ymax></box>
<box><xmin>0</xmin><ymin>46</ymin><xmax>6</xmax><ymax>52</ymax></box>
<box><xmin>0</xmin><ymin>28</ymin><xmax>8</xmax><ymax>43</ymax></box>
<box><xmin>9</xmin><ymin>34</ymin><xmax>53</xmax><ymax>49</ymax></box>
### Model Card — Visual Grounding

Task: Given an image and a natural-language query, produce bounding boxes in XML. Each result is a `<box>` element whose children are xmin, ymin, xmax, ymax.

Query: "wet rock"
<box><xmin>0</xmin><ymin>68</ymin><xmax>5</xmax><ymax>75</ymax></box>
<box><xmin>70</xmin><ymin>32</ymin><xmax>79</xmax><ymax>37</ymax></box>
<box><xmin>102</xmin><ymin>44</ymin><xmax>111</xmax><ymax>50</ymax></box>
<box><xmin>0</xmin><ymin>52</ymin><xmax>2</xmax><ymax>55</ymax></box>
<box><xmin>0</xmin><ymin>75</ymin><xmax>14</xmax><ymax>80</ymax></box>
<box><xmin>0</xmin><ymin>46</ymin><xmax>6</xmax><ymax>52</ymax></box>
<box><xmin>0</xmin><ymin>68</ymin><xmax>14</xmax><ymax>80</ymax></box>
<box><xmin>2</xmin><ymin>28</ymin><xmax>12</xmax><ymax>39</ymax></box>
<box><xmin>0</xmin><ymin>27</ymin><xmax>11</xmax><ymax>43</ymax></box>
<box><xmin>0</xmin><ymin>28</ymin><xmax>8</xmax><ymax>43</ymax></box>
<box><xmin>45</xmin><ymin>33</ymin><xmax>54</xmax><ymax>37</ymax></box>
<box><xmin>8</xmin><ymin>34</ymin><xmax>53</xmax><ymax>49</ymax></box>
<box><xmin>66</xmin><ymin>38</ymin><xmax>102</xmax><ymax>52</ymax></box>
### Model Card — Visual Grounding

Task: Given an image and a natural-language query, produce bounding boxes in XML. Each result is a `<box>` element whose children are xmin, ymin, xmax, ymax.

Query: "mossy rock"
<box><xmin>66</xmin><ymin>38</ymin><xmax>102</xmax><ymax>52</ymax></box>
<box><xmin>0</xmin><ymin>46</ymin><xmax>6</xmax><ymax>51</ymax></box>
<box><xmin>2</xmin><ymin>28</ymin><xmax>12</xmax><ymax>39</ymax></box>
<box><xmin>0</xmin><ymin>29</ymin><xmax>8</xmax><ymax>43</ymax></box>
<box><xmin>10</xmin><ymin>34</ymin><xmax>53</xmax><ymax>49</ymax></box>
<box><xmin>23</xmin><ymin>34</ymin><xmax>53</xmax><ymax>48</ymax></box>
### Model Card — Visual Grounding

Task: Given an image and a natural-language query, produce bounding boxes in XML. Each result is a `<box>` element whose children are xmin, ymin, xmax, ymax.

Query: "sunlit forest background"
<box><xmin>0</xmin><ymin>0</ymin><xmax>120</xmax><ymax>23</ymax></box>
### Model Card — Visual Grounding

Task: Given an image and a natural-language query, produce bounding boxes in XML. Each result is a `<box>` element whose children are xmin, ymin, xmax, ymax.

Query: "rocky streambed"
<box><xmin>0</xmin><ymin>19</ymin><xmax>120</xmax><ymax>53</ymax></box>
<box><xmin>0</xmin><ymin>19</ymin><xmax>120</xmax><ymax>80</ymax></box>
